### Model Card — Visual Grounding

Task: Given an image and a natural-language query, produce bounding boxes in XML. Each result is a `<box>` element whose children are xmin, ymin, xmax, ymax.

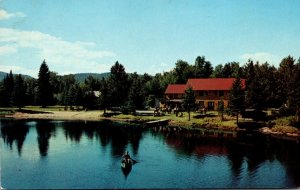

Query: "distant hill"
<box><xmin>0</xmin><ymin>71</ymin><xmax>110</xmax><ymax>82</ymax></box>
<box><xmin>0</xmin><ymin>71</ymin><xmax>33</xmax><ymax>81</ymax></box>
<box><xmin>74</xmin><ymin>72</ymin><xmax>110</xmax><ymax>82</ymax></box>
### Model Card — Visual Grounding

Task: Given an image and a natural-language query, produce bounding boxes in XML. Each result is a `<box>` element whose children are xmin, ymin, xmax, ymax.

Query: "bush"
<box><xmin>279</xmin><ymin>105</ymin><xmax>294</xmax><ymax>117</ymax></box>
<box><xmin>121</xmin><ymin>101</ymin><xmax>135</xmax><ymax>115</ymax></box>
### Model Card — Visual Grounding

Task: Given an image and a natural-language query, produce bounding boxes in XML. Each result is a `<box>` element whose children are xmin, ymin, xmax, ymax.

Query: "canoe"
<box><xmin>121</xmin><ymin>159</ymin><xmax>132</xmax><ymax>169</ymax></box>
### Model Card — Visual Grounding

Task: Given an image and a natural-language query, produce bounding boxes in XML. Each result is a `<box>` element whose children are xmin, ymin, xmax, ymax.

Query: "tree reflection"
<box><xmin>62</xmin><ymin>121</ymin><xmax>144</xmax><ymax>157</ymax></box>
<box><xmin>63</xmin><ymin>122</ymin><xmax>84</xmax><ymax>143</ymax></box>
<box><xmin>156</xmin><ymin>127</ymin><xmax>300</xmax><ymax>187</ymax></box>
<box><xmin>36</xmin><ymin>120</ymin><xmax>56</xmax><ymax>157</ymax></box>
<box><xmin>1</xmin><ymin>119</ymin><xmax>29</xmax><ymax>156</ymax></box>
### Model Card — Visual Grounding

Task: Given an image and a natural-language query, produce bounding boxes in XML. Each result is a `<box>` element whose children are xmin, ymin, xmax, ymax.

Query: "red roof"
<box><xmin>187</xmin><ymin>78</ymin><xmax>246</xmax><ymax>91</ymax></box>
<box><xmin>165</xmin><ymin>84</ymin><xmax>187</xmax><ymax>94</ymax></box>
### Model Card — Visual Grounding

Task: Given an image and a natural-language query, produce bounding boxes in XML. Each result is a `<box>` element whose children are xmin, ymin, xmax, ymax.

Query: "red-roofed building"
<box><xmin>164</xmin><ymin>84</ymin><xmax>187</xmax><ymax>101</ymax></box>
<box><xmin>164</xmin><ymin>78</ymin><xmax>245</xmax><ymax>110</ymax></box>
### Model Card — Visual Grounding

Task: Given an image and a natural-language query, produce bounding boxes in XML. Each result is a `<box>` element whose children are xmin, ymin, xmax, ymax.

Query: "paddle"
<box><xmin>131</xmin><ymin>159</ymin><xmax>138</xmax><ymax>164</ymax></box>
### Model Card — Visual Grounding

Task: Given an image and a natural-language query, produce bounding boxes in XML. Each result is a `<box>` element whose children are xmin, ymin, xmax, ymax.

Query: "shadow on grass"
<box><xmin>193</xmin><ymin>113</ymin><xmax>217</xmax><ymax>119</ymax></box>
<box><xmin>17</xmin><ymin>109</ymin><xmax>53</xmax><ymax>114</ymax></box>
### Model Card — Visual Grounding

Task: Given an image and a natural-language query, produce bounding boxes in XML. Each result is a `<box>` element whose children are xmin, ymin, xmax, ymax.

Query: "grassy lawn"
<box><xmin>2</xmin><ymin>107</ymin><xmax>298</xmax><ymax>133</ymax></box>
<box><xmin>110</xmin><ymin>111</ymin><xmax>238</xmax><ymax>130</ymax></box>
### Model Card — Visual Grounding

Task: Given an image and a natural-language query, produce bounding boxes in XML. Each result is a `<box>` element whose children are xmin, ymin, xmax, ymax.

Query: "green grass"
<box><xmin>24</xmin><ymin>106</ymin><xmax>67</xmax><ymax>111</ymax></box>
<box><xmin>110</xmin><ymin>111</ymin><xmax>238</xmax><ymax>130</ymax></box>
<box><xmin>0</xmin><ymin>108</ymin><xmax>15</xmax><ymax>115</ymax></box>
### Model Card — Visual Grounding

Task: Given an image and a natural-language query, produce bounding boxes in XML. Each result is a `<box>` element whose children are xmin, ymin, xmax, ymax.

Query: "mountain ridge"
<box><xmin>0</xmin><ymin>71</ymin><xmax>110</xmax><ymax>82</ymax></box>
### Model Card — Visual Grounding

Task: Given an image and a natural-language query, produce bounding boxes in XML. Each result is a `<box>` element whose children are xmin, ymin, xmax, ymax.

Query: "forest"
<box><xmin>0</xmin><ymin>55</ymin><xmax>299</xmax><ymax>125</ymax></box>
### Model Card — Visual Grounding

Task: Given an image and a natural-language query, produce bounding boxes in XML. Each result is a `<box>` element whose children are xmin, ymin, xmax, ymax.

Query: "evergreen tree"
<box><xmin>278</xmin><ymin>55</ymin><xmax>295</xmax><ymax>109</ymax></box>
<box><xmin>183</xmin><ymin>86</ymin><xmax>196</xmax><ymax>121</ymax></box>
<box><xmin>289</xmin><ymin>58</ymin><xmax>300</xmax><ymax>124</ymax></box>
<box><xmin>7</xmin><ymin>70</ymin><xmax>14</xmax><ymax>105</ymax></box>
<box><xmin>99</xmin><ymin>78</ymin><xmax>109</xmax><ymax>114</ymax></box>
<box><xmin>128</xmin><ymin>73</ymin><xmax>145</xmax><ymax>111</ymax></box>
<box><xmin>108</xmin><ymin>61</ymin><xmax>129</xmax><ymax>107</ymax></box>
<box><xmin>25</xmin><ymin>78</ymin><xmax>38</xmax><ymax>105</ymax></box>
<box><xmin>229</xmin><ymin>77</ymin><xmax>245</xmax><ymax>123</ymax></box>
<box><xmin>0</xmin><ymin>76</ymin><xmax>10</xmax><ymax>107</ymax></box>
<box><xmin>12</xmin><ymin>74</ymin><xmax>26</xmax><ymax>109</ymax></box>
<box><xmin>37</xmin><ymin>60</ymin><xmax>53</xmax><ymax>107</ymax></box>
<box><xmin>75</xmin><ymin>85</ymin><xmax>84</xmax><ymax>109</ymax></box>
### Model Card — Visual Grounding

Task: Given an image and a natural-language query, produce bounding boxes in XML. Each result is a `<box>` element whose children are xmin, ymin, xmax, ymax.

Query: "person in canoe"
<box><xmin>123</xmin><ymin>150</ymin><xmax>131</xmax><ymax>164</ymax></box>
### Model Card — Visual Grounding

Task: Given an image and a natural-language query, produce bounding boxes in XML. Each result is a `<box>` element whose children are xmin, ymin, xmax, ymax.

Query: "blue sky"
<box><xmin>0</xmin><ymin>0</ymin><xmax>299</xmax><ymax>77</ymax></box>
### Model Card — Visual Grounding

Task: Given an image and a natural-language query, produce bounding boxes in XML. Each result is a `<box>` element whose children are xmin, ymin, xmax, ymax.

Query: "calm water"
<box><xmin>1</xmin><ymin>119</ymin><xmax>300</xmax><ymax>189</ymax></box>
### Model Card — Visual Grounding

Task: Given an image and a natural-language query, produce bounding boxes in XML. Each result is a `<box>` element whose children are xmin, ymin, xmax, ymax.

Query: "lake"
<box><xmin>1</xmin><ymin>119</ymin><xmax>300</xmax><ymax>189</ymax></box>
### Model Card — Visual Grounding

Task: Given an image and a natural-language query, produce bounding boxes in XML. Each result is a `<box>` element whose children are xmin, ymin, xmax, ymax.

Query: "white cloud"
<box><xmin>0</xmin><ymin>27</ymin><xmax>116</xmax><ymax>76</ymax></box>
<box><xmin>0</xmin><ymin>9</ymin><xmax>26</xmax><ymax>20</ymax></box>
<box><xmin>0</xmin><ymin>45</ymin><xmax>17</xmax><ymax>55</ymax></box>
<box><xmin>239</xmin><ymin>52</ymin><xmax>280</xmax><ymax>65</ymax></box>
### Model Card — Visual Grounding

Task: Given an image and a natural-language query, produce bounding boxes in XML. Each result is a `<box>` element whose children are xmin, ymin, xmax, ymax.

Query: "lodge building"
<box><xmin>164</xmin><ymin>78</ymin><xmax>245</xmax><ymax>111</ymax></box>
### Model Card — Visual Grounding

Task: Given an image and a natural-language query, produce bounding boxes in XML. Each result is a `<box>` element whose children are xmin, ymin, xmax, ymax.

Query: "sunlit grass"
<box><xmin>2</xmin><ymin>107</ymin><xmax>298</xmax><ymax>133</ymax></box>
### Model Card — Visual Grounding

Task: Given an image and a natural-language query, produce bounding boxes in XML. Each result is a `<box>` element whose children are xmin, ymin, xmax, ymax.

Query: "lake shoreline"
<box><xmin>3</xmin><ymin>110</ymin><xmax>300</xmax><ymax>140</ymax></box>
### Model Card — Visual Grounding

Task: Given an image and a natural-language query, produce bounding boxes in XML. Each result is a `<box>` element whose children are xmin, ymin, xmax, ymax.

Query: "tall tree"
<box><xmin>98</xmin><ymin>78</ymin><xmax>109</xmax><ymax>114</ymax></box>
<box><xmin>12</xmin><ymin>74</ymin><xmax>26</xmax><ymax>109</ymax></box>
<box><xmin>212</xmin><ymin>64</ymin><xmax>223</xmax><ymax>78</ymax></box>
<box><xmin>289</xmin><ymin>58</ymin><xmax>300</xmax><ymax>124</ymax></box>
<box><xmin>229</xmin><ymin>77</ymin><xmax>245</xmax><ymax>124</ymax></box>
<box><xmin>37</xmin><ymin>60</ymin><xmax>54</xmax><ymax>108</ymax></box>
<box><xmin>278</xmin><ymin>55</ymin><xmax>295</xmax><ymax>109</ymax></box>
<box><xmin>0</xmin><ymin>75</ymin><xmax>10</xmax><ymax>107</ymax></box>
<box><xmin>183</xmin><ymin>86</ymin><xmax>196</xmax><ymax>121</ymax></box>
<box><xmin>174</xmin><ymin>60</ymin><xmax>193</xmax><ymax>83</ymax></box>
<box><xmin>194</xmin><ymin>56</ymin><xmax>213</xmax><ymax>78</ymax></box>
<box><xmin>108</xmin><ymin>61</ymin><xmax>129</xmax><ymax>107</ymax></box>
<box><xmin>128</xmin><ymin>73</ymin><xmax>145</xmax><ymax>111</ymax></box>
<box><xmin>25</xmin><ymin>78</ymin><xmax>38</xmax><ymax>105</ymax></box>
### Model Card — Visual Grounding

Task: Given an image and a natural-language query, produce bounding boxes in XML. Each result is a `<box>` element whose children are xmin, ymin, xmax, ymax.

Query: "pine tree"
<box><xmin>37</xmin><ymin>60</ymin><xmax>53</xmax><ymax>108</ymax></box>
<box><xmin>229</xmin><ymin>77</ymin><xmax>245</xmax><ymax>123</ymax></box>
<box><xmin>99</xmin><ymin>78</ymin><xmax>109</xmax><ymax>114</ymax></box>
<box><xmin>128</xmin><ymin>73</ymin><xmax>145</xmax><ymax>111</ymax></box>
<box><xmin>108</xmin><ymin>61</ymin><xmax>129</xmax><ymax>107</ymax></box>
<box><xmin>12</xmin><ymin>74</ymin><xmax>26</xmax><ymax>109</ymax></box>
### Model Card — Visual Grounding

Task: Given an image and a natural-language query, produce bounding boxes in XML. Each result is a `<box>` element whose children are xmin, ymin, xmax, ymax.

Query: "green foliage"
<box><xmin>128</xmin><ymin>72</ymin><xmax>145</xmax><ymax>110</ymax></box>
<box><xmin>183</xmin><ymin>86</ymin><xmax>196</xmax><ymax>121</ymax></box>
<box><xmin>194</xmin><ymin>56</ymin><xmax>213</xmax><ymax>78</ymax></box>
<box><xmin>174</xmin><ymin>60</ymin><xmax>194</xmax><ymax>83</ymax></box>
<box><xmin>108</xmin><ymin>61</ymin><xmax>129</xmax><ymax>107</ymax></box>
<box><xmin>12</xmin><ymin>74</ymin><xmax>26</xmax><ymax>109</ymax></box>
<box><xmin>229</xmin><ymin>77</ymin><xmax>245</xmax><ymax>112</ymax></box>
<box><xmin>212</xmin><ymin>62</ymin><xmax>241</xmax><ymax>78</ymax></box>
<box><xmin>37</xmin><ymin>60</ymin><xmax>54</xmax><ymax>107</ymax></box>
<box><xmin>0</xmin><ymin>72</ymin><xmax>13</xmax><ymax>107</ymax></box>
<box><xmin>98</xmin><ymin>77</ymin><xmax>109</xmax><ymax>113</ymax></box>
<box><xmin>1</xmin><ymin>54</ymin><xmax>300</xmax><ymax>123</ymax></box>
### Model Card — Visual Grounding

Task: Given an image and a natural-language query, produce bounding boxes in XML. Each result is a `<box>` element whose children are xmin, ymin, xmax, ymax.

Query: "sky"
<box><xmin>0</xmin><ymin>0</ymin><xmax>300</xmax><ymax>78</ymax></box>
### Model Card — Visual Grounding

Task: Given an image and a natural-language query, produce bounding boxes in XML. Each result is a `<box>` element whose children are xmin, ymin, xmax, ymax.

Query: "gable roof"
<box><xmin>165</xmin><ymin>84</ymin><xmax>187</xmax><ymax>94</ymax></box>
<box><xmin>187</xmin><ymin>78</ymin><xmax>246</xmax><ymax>91</ymax></box>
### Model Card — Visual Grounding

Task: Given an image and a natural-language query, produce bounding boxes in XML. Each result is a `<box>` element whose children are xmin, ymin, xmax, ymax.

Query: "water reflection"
<box><xmin>153</xmin><ymin>128</ymin><xmax>300</xmax><ymax>187</ymax></box>
<box><xmin>61</xmin><ymin>121</ymin><xmax>144</xmax><ymax>157</ymax></box>
<box><xmin>1</xmin><ymin>119</ymin><xmax>29</xmax><ymax>156</ymax></box>
<box><xmin>1</xmin><ymin>119</ymin><xmax>300</xmax><ymax>188</ymax></box>
<box><xmin>36</xmin><ymin>120</ymin><xmax>56</xmax><ymax>157</ymax></box>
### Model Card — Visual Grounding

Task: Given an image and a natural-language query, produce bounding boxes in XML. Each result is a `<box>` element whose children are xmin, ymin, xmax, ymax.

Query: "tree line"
<box><xmin>0</xmin><ymin>55</ymin><xmax>299</xmax><ymax>122</ymax></box>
